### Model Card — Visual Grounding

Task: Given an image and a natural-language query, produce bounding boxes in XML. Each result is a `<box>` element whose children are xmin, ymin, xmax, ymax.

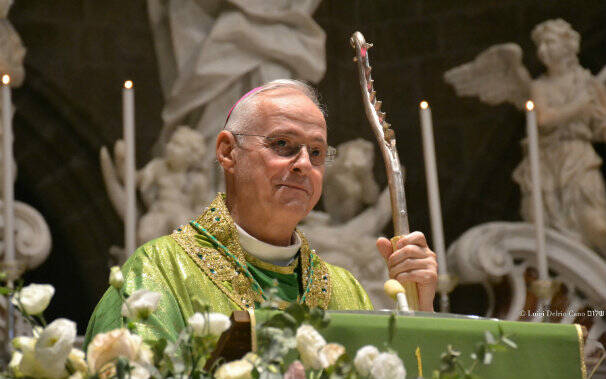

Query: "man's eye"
<box><xmin>275</xmin><ymin>139</ymin><xmax>288</xmax><ymax>147</ymax></box>
<box><xmin>310</xmin><ymin>148</ymin><xmax>322</xmax><ymax>157</ymax></box>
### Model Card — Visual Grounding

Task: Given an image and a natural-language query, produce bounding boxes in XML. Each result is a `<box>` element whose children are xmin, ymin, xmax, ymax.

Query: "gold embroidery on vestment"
<box><xmin>170</xmin><ymin>193</ymin><xmax>331</xmax><ymax>310</ymax></box>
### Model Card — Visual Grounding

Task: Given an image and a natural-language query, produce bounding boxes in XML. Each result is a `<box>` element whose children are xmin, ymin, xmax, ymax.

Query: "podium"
<box><xmin>209</xmin><ymin>310</ymin><xmax>586</xmax><ymax>378</ymax></box>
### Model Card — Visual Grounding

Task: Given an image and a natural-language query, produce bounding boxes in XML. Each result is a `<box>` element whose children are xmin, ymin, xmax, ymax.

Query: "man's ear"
<box><xmin>216</xmin><ymin>130</ymin><xmax>237</xmax><ymax>173</ymax></box>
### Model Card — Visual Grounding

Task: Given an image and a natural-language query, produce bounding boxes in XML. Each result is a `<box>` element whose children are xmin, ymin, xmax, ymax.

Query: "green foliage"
<box><xmin>432</xmin><ymin>326</ymin><xmax>517</xmax><ymax>379</ymax></box>
<box><xmin>322</xmin><ymin>353</ymin><xmax>360</xmax><ymax>379</ymax></box>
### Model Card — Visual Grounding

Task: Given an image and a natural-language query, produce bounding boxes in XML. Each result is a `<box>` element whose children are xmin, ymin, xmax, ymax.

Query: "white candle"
<box><xmin>123</xmin><ymin>80</ymin><xmax>136</xmax><ymax>257</ymax></box>
<box><xmin>2</xmin><ymin>74</ymin><xmax>14</xmax><ymax>264</ymax></box>
<box><xmin>525</xmin><ymin>100</ymin><xmax>548</xmax><ymax>281</ymax></box>
<box><xmin>419</xmin><ymin>101</ymin><xmax>447</xmax><ymax>274</ymax></box>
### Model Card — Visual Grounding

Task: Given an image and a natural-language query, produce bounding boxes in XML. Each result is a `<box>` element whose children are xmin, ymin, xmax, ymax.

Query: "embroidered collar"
<box><xmin>170</xmin><ymin>193</ymin><xmax>331</xmax><ymax>310</ymax></box>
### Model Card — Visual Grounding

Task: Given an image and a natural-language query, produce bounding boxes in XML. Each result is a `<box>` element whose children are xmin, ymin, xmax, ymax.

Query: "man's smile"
<box><xmin>276</xmin><ymin>183</ymin><xmax>311</xmax><ymax>195</ymax></box>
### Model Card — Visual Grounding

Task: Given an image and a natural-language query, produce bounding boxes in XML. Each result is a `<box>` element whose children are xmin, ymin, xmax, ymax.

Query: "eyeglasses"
<box><xmin>231</xmin><ymin>132</ymin><xmax>336</xmax><ymax>166</ymax></box>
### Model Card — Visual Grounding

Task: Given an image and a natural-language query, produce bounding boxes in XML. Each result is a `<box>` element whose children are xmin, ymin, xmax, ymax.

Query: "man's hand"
<box><xmin>376</xmin><ymin>232</ymin><xmax>438</xmax><ymax>312</ymax></box>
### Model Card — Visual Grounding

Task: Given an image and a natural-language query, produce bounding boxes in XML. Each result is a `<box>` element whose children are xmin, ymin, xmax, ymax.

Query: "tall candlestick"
<box><xmin>123</xmin><ymin>80</ymin><xmax>136</xmax><ymax>257</ymax></box>
<box><xmin>2</xmin><ymin>74</ymin><xmax>14</xmax><ymax>265</ymax></box>
<box><xmin>419</xmin><ymin>101</ymin><xmax>447</xmax><ymax>273</ymax></box>
<box><xmin>525</xmin><ymin>100</ymin><xmax>548</xmax><ymax>281</ymax></box>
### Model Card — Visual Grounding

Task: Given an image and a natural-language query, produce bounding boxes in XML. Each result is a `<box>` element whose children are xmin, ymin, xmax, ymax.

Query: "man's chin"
<box><xmin>273</xmin><ymin>192</ymin><xmax>316</xmax><ymax>218</ymax></box>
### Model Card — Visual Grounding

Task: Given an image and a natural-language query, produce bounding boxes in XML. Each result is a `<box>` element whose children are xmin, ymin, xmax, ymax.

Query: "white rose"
<box><xmin>12</xmin><ymin>284</ymin><xmax>55</xmax><ymax>315</ymax></box>
<box><xmin>208</xmin><ymin>312</ymin><xmax>231</xmax><ymax>335</ymax></box>
<box><xmin>369</xmin><ymin>352</ymin><xmax>406</xmax><ymax>379</ymax></box>
<box><xmin>8</xmin><ymin>351</ymin><xmax>22</xmax><ymax>375</ymax></box>
<box><xmin>33</xmin><ymin>318</ymin><xmax>77</xmax><ymax>379</ymax></box>
<box><xmin>121</xmin><ymin>290</ymin><xmax>161</xmax><ymax>319</ymax></box>
<box><xmin>354</xmin><ymin>345</ymin><xmax>380</xmax><ymax>377</ymax></box>
<box><xmin>13</xmin><ymin>328</ymin><xmax>76</xmax><ymax>379</ymax></box>
<box><xmin>87</xmin><ymin>328</ymin><xmax>153</xmax><ymax>373</ymax></box>
<box><xmin>129</xmin><ymin>362</ymin><xmax>151</xmax><ymax>379</ymax></box>
<box><xmin>14</xmin><ymin>336</ymin><xmax>39</xmax><ymax>377</ymax></box>
<box><xmin>188</xmin><ymin>312</ymin><xmax>207</xmax><ymax>336</ymax></box>
<box><xmin>318</xmin><ymin>343</ymin><xmax>345</xmax><ymax>368</ymax></box>
<box><xmin>109</xmin><ymin>266</ymin><xmax>124</xmax><ymax>289</ymax></box>
<box><xmin>68</xmin><ymin>348</ymin><xmax>88</xmax><ymax>374</ymax></box>
<box><xmin>68</xmin><ymin>372</ymin><xmax>85</xmax><ymax>379</ymax></box>
<box><xmin>214</xmin><ymin>359</ymin><xmax>253</xmax><ymax>379</ymax></box>
<box><xmin>188</xmin><ymin>312</ymin><xmax>231</xmax><ymax>337</ymax></box>
<box><xmin>295</xmin><ymin>324</ymin><xmax>326</xmax><ymax>370</ymax></box>
<box><xmin>12</xmin><ymin>336</ymin><xmax>35</xmax><ymax>350</ymax></box>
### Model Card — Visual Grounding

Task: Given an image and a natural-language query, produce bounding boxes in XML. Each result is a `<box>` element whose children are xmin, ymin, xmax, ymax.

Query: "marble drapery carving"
<box><xmin>146</xmin><ymin>0</ymin><xmax>326</xmax><ymax>163</ymax></box>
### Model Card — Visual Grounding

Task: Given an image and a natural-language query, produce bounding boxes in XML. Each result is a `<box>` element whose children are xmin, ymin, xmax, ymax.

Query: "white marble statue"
<box><xmin>444</xmin><ymin>19</ymin><xmax>606</xmax><ymax>257</ymax></box>
<box><xmin>146</xmin><ymin>0</ymin><xmax>326</xmax><ymax>173</ymax></box>
<box><xmin>0</xmin><ymin>0</ymin><xmax>51</xmax><ymax>275</ymax></box>
<box><xmin>0</xmin><ymin>0</ymin><xmax>52</xmax><ymax>351</ymax></box>
<box><xmin>100</xmin><ymin>126</ymin><xmax>212</xmax><ymax>262</ymax></box>
<box><xmin>300</xmin><ymin>138</ymin><xmax>392</xmax><ymax>308</ymax></box>
<box><xmin>446</xmin><ymin>221</ymin><xmax>606</xmax><ymax>371</ymax></box>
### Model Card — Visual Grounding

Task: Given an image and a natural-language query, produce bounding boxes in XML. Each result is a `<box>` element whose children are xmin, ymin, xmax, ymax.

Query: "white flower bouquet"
<box><xmin>0</xmin><ymin>268</ymin><xmax>516</xmax><ymax>379</ymax></box>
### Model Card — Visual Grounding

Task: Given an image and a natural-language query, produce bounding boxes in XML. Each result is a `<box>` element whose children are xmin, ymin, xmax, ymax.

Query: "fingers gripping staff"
<box><xmin>350</xmin><ymin>31</ymin><xmax>419</xmax><ymax>311</ymax></box>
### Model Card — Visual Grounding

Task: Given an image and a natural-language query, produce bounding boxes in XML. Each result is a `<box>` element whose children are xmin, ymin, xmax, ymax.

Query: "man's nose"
<box><xmin>290</xmin><ymin>145</ymin><xmax>313</xmax><ymax>173</ymax></box>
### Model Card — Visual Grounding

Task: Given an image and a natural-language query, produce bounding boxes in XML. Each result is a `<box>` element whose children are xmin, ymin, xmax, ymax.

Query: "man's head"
<box><xmin>216</xmin><ymin>80</ymin><xmax>328</xmax><ymax>243</ymax></box>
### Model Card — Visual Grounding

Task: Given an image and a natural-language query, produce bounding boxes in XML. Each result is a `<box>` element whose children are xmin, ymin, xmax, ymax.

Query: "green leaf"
<box><xmin>127</xmin><ymin>321</ymin><xmax>136</xmax><ymax>332</ymax></box>
<box><xmin>440</xmin><ymin>372</ymin><xmax>459</xmax><ymax>379</ymax></box>
<box><xmin>285</xmin><ymin>302</ymin><xmax>307</xmax><ymax>324</ymax></box>
<box><xmin>490</xmin><ymin>344</ymin><xmax>508</xmax><ymax>353</ymax></box>
<box><xmin>151</xmin><ymin>338</ymin><xmax>168</xmax><ymax>364</ymax></box>
<box><xmin>264</xmin><ymin>313</ymin><xmax>297</xmax><ymax>330</ymax></box>
<box><xmin>191</xmin><ymin>296</ymin><xmax>210</xmax><ymax>313</ymax></box>
<box><xmin>0</xmin><ymin>287</ymin><xmax>11</xmax><ymax>295</ymax></box>
<box><xmin>116</xmin><ymin>357</ymin><xmax>129</xmax><ymax>379</ymax></box>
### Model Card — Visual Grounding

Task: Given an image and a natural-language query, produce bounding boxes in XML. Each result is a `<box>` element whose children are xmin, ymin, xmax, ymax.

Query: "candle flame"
<box><xmin>124</xmin><ymin>80</ymin><xmax>133</xmax><ymax>89</ymax></box>
<box><xmin>2</xmin><ymin>75</ymin><xmax>10</xmax><ymax>85</ymax></box>
<box><xmin>420</xmin><ymin>100</ymin><xmax>429</xmax><ymax>109</ymax></box>
<box><xmin>526</xmin><ymin>100</ymin><xmax>534</xmax><ymax>111</ymax></box>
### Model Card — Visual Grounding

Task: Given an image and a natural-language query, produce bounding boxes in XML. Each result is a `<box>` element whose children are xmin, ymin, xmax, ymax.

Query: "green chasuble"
<box><xmin>84</xmin><ymin>194</ymin><xmax>373</xmax><ymax>348</ymax></box>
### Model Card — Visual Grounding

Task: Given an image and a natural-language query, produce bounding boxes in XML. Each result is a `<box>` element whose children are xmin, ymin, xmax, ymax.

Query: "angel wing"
<box><xmin>444</xmin><ymin>43</ymin><xmax>532</xmax><ymax>110</ymax></box>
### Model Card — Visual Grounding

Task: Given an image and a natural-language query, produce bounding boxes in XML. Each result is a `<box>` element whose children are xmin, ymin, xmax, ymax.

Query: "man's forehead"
<box><xmin>254</xmin><ymin>88</ymin><xmax>327</xmax><ymax>136</ymax></box>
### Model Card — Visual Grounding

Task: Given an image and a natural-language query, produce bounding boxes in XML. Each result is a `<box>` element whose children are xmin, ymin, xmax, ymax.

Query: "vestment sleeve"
<box><xmin>83</xmin><ymin>237</ymin><xmax>192</xmax><ymax>349</ymax></box>
<box><xmin>326</xmin><ymin>264</ymin><xmax>374</xmax><ymax>311</ymax></box>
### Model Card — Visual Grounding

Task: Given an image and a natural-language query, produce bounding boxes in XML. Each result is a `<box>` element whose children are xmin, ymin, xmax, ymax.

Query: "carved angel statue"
<box><xmin>300</xmin><ymin>139</ymin><xmax>392</xmax><ymax>308</ymax></box>
<box><xmin>101</xmin><ymin>127</ymin><xmax>212</xmax><ymax>252</ymax></box>
<box><xmin>444</xmin><ymin>19</ymin><xmax>606</xmax><ymax>257</ymax></box>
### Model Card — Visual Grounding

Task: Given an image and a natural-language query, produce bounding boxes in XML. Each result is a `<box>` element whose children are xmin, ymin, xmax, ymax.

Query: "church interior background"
<box><xmin>3</xmin><ymin>1</ymin><xmax>606</xmax><ymax>373</ymax></box>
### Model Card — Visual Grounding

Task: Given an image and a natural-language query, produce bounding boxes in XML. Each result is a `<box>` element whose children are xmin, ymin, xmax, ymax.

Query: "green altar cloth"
<box><xmin>255</xmin><ymin>310</ymin><xmax>586</xmax><ymax>379</ymax></box>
